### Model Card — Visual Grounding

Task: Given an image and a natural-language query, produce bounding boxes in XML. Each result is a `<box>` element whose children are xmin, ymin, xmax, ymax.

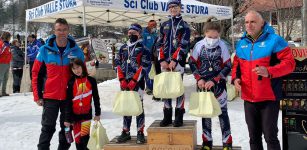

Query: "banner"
<box><xmin>26</xmin><ymin>0</ymin><xmax>82</xmax><ymax>21</ymax></box>
<box><xmin>85</xmin><ymin>0</ymin><xmax>232</xmax><ymax>17</ymax></box>
<box><xmin>26</xmin><ymin>0</ymin><xmax>232</xmax><ymax>22</ymax></box>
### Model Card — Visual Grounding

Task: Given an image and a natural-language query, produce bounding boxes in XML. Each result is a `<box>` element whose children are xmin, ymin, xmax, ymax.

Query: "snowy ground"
<box><xmin>0</xmin><ymin>74</ymin><xmax>282</xmax><ymax>150</ymax></box>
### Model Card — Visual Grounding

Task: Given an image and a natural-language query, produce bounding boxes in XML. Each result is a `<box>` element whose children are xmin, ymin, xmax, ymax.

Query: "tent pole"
<box><xmin>231</xmin><ymin>14</ymin><xmax>235</xmax><ymax>52</ymax></box>
<box><xmin>24</xmin><ymin>20</ymin><xmax>28</xmax><ymax>95</ymax></box>
<box><xmin>82</xmin><ymin>1</ymin><xmax>87</xmax><ymax>37</ymax></box>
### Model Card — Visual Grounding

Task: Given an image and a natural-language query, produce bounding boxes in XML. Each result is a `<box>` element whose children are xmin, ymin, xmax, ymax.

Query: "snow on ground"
<box><xmin>0</xmin><ymin>74</ymin><xmax>282</xmax><ymax>150</ymax></box>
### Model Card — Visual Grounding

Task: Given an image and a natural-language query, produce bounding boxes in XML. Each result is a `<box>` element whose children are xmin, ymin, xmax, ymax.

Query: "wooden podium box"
<box><xmin>196</xmin><ymin>145</ymin><xmax>242</xmax><ymax>150</ymax></box>
<box><xmin>103</xmin><ymin>136</ymin><xmax>148</xmax><ymax>150</ymax></box>
<box><xmin>147</xmin><ymin>120</ymin><xmax>197</xmax><ymax>150</ymax></box>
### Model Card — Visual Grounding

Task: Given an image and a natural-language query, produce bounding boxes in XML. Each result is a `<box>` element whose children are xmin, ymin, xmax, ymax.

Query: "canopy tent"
<box><xmin>26</xmin><ymin>0</ymin><xmax>233</xmax><ymax>27</ymax></box>
<box><xmin>24</xmin><ymin>0</ymin><xmax>234</xmax><ymax>62</ymax></box>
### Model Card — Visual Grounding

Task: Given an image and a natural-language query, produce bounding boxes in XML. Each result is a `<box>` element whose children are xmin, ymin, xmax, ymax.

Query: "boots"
<box><xmin>202</xmin><ymin>141</ymin><xmax>213</xmax><ymax>150</ymax></box>
<box><xmin>160</xmin><ymin>108</ymin><xmax>172</xmax><ymax>127</ymax></box>
<box><xmin>173</xmin><ymin>108</ymin><xmax>185</xmax><ymax>127</ymax></box>
<box><xmin>117</xmin><ymin>131</ymin><xmax>131</xmax><ymax>143</ymax></box>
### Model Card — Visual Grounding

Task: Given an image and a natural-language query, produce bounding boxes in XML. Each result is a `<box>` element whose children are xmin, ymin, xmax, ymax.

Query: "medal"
<box><xmin>209</xmin><ymin>67</ymin><xmax>213</xmax><ymax>71</ymax></box>
<box><xmin>172</xmin><ymin>39</ymin><xmax>177</xmax><ymax>45</ymax></box>
<box><xmin>79</xmin><ymin>102</ymin><xmax>83</xmax><ymax>107</ymax></box>
<box><xmin>127</xmin><ymin>59</ymin><xmax>131</xmax><ymax>63</ymax></box>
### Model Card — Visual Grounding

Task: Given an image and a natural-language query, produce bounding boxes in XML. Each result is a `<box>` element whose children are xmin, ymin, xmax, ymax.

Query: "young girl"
<box><xmin>189</xmin><ymin>20</ymin><xmax>233</xmax><ymax>150</ymax></box>
<box><xmin>64</xmin><ymin>58</ymin><xmax>101</xmax><ymax>150</ymax></box>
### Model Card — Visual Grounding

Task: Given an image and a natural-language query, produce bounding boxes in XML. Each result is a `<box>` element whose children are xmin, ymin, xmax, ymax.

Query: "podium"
<box><xmin>147</xmin><ymin>120</ymin><xmax>197</xmax><ymax>150</ymax></box>
<box><xmin>103</xmin><ymin>120</ymin><xmax>241</xmax><ymax>150</ymax></box>
<box><xmin>103</xmin><ymin>136</ymin><xmax>148</xmax><ymax>150</ymax></box>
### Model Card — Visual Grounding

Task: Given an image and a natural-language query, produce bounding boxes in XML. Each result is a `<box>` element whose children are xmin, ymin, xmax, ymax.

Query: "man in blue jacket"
<box><xmin>142</xmin><ymin>20</ymin><xmax>158</xmax><ymax>95</ymax></box>
<box><xmin>32</xmin><ymin>18</ymin><xmax>84</xmax><ymax>150</ymax></box>
<box><xmin>27</xmin><ymin>34</ymin><xmax>42</xmax><ymax>80</ymax></box>
<box><xmin>232</xmin><ymin>11</ymin><xmax>295</xmax><ymax>150</ymax></box>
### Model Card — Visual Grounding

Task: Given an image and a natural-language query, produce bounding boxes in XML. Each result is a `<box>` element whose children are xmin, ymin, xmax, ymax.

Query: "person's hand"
<box><xmin>252</xmin><ymin>66</ymin><xmax>269</xmax><ymax>77</ymax></box>
<box><xmin>160</xmin><ymin>61</ymin><xmax>169</xmax><ymax>70</ymax></box>
<box><xmin>169</xmin><ymin>60</ymin><xmax>177</xmax><ymax>70</ymax></box>
<box><xmin>64</xmin><ymin>122</ymin><xmax>71</xmax><ymax>127</ymax></box>
<box><xmin>204</xmin><ymin>81</ymin><xmax>215</xmax><ymax>90</ymax></box>
<box><xmin>234</xmin><ymin>79</ymin><xmax>241</xmax><ymax>91</ymax></box>
<box><xmin>35</xmin><ymin>99</ymin><xmax>43</xmax><ymax>106</ymax></box>
<box><xmin>120</xmin><ymin>80</ymin><xmax>128</xmax><ymax>89</ymax></box>
<box><xmin>94</xmin><ymin>116</ymin><xmax>100</xmax><ymax>121</ymax></box>
<box><xmin>197</xmin><ymin>79</ymin><xmax>206</xmax><ymax>89</ymax></box>
<box><xmin>128</xmin><ymin>80</ymin><xmax>137</xmax><ymax>90</ymax></box>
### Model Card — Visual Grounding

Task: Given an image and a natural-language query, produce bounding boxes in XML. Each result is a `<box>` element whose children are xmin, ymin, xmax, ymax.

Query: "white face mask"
<box><xmin>204</xmin><ymin>37</ymin><xmax>219</xmax><ymax>48</ymax></box>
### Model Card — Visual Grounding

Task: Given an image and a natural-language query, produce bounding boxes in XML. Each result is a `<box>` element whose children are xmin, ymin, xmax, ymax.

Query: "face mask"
<box><xmin>205</xmin><ymin>37</ymin><xmax>219</xmax><ymax>48</ymax></box>
<box><xmin>129</xmin><ymin>35</ymin><xmax>138</xmax><ymax>43</ymax></box>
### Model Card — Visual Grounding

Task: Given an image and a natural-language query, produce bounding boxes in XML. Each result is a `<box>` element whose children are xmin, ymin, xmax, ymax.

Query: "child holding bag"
<box><xmin>64</xmin><ymin>58</ymin><xmax>101</xmax><ymax>150</ymax></box>
<box><xmin>188</xmin><ymin>19</ymin><xmax>233</xmax><ymax>150</ymax></box>
<box><xmin>114</xmin><ymin>23</ymin><xmax>150</xmax><ymax>144</ymax></box>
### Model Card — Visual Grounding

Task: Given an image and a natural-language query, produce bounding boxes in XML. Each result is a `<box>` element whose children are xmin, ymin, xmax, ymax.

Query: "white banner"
<box><xmin>26</xmin><ymin>0</ymin><xmax>82</xmax><ymax>21</ymax></box>
<box><xmin>84</xmin><ymin>0</ymin><xmax>232</xmax><ymax>18</ymax></box>
<box><xmin>26</xmin><ymin>0</ymin><xmax>232</xmax><ymax>23</ymax></box>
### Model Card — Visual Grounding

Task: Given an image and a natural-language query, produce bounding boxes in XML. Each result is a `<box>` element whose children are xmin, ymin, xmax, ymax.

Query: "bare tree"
<box><xmin>194</xmin><ymin>0</ymin><xmax>254</xmax><ymax>40</ymax></box>
<box><xmin>273</xmin><ymin>0</ymin><xmax>301</xmax><ymax>40</ymax></box>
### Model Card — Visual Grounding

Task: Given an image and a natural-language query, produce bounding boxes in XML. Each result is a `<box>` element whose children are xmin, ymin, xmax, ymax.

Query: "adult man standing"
<box><xmin>232</xmin><ymin>11</ymin><xmax>295</xmax><ymax>150</ymax></box>
<box><xmin>0</xmin><ymin>32</ymin><xmax>12</xmax><ymax>97</ymax></box>
<box><xmin>27</xmin><ymin>34</ymin><xmax>42</xmax><ymax>79</ymax></box>
<box><xmin>32</xmin><ymin>18</ymin><xmax>84</xmax><ymax>150</ymax></box>
<box><xmin>142</xmin><ymin>20</ymin><xmax>158</xmax><ymax>95</ymax></box>
<box><xmin>156</xmin><ymin>0</ymin><xmax>190</xmax><ymax>127</ymax></box>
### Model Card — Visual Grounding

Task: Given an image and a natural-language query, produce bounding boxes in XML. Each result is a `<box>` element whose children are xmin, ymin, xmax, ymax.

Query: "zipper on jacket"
<box><xmin>250</xmin><ymin>43</ymin><xmax>254</xmax><ymax>101</ymax></box>
<box><xmin>60</xmin><ymin>53</ymin><xmax>64</xmax><ymax>100</ymax></box>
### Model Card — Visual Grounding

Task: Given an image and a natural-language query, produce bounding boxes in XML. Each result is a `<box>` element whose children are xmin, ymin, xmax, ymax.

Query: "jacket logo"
<box><xmin>259</xmin><ymin>42</ymin><xmax>266</xmax><ymax>48</ymax></box>
<box><xmin>241</xmin><ymin>45</ymin><xmax>248</xmax><ymax>48</ymax></box>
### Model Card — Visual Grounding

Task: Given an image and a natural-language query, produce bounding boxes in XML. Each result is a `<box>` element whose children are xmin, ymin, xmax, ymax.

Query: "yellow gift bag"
<box><xmin>226</xmin><ymin>83</ymin><xmax>237</xmax><ymax>101</ymax></box>
<box><xmin>112</xmin><ymin>91</ymin><xmax>143</xmax><ymax>116</ymax></box>
<box><xmin>153</xmin><ymin>72</ymin><xmax>184</xmax><ymax>99</ymax></box>
<box><xmin>189</xmin><ymin>91</ymin><xmax>222</xmax><ymax>118</ymax></box>
<box><xmin>87</xmin><ymin>121</ymin><xmax>109</xmax><ymax>150</ymax></box>
<box><xmin>148</xmin><ymin>64</ymin><xmax>156</xmax><ymax>79</ymax></box>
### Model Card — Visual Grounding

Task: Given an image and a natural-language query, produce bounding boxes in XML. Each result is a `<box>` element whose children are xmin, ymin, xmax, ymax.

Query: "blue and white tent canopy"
<box><xmin>26</xmin><ymin>0</ymin><xmax>233</xmax><ymax>26</ymax></box>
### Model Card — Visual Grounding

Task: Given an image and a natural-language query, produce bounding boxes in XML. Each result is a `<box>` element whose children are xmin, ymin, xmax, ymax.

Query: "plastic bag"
<box><xmin>148</xmin><ymin>63</ymin><xmax>156</xmax><ymax>79</ymax></box>
<box><xmin>87</xmin><ymin>121</ymin><xmax>109</xmax><ymax>150</ymax></box>
<box><xmin>226</xmin><ymin>83</ymin><xmax>237</xmax><ymax>101</ymax></box>
<box><xmin>189</xmin><ymin>91</ymin><xmax>222</xmax><ymax>118</ymax></box>
<box><xmin>153</xmin><ymin>72</ymin><xmax>184</xmax><ymax>99</ymax></box>
<box><xmin>112</xmin><ymin>91</ymin><xmax>143</xmax><ymax>116</ymax></box>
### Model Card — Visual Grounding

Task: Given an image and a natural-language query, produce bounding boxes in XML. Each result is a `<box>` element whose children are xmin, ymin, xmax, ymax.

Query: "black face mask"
<box><xmin>128</xmin><ymin>35</ymin><xmax>138</xmax><ymax>43</ymax></box>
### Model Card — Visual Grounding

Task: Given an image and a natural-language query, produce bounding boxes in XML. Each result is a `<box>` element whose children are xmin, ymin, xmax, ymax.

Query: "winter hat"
<box><xmin>168</xmin><ymin>0</ymin><xmax>181</xmax><ymax>7</ymax></box>
<box><xmin>128</xmin><ymin>23</ymin><xmax>142</xmax><ymax>33</ymax></box>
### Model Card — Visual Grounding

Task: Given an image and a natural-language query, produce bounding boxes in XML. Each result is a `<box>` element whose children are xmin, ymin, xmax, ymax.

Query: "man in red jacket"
<box><xmin>0</xmin><ymin>31</ymin><xmax>12</xmax><ymax>97</ymax></box>
<box><xmin>32</xmin><ymin>18</ymin><xmax>84</xmax><ymax>150</ymax></box>
<box><xmin>232</xmin><ymin>11</ymin><xmax>295</xmax><ymax>150</ymax></box>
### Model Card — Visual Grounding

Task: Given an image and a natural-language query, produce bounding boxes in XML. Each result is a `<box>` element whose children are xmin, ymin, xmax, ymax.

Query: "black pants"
<box><xmin>76</xmin><ymin>135</ymin><xmax>90</xmax><ymax>150</ymax></box>
<box><xmin>12</xmin><ymin>69</ymin><xmax>23</xmax><ymax>93</ymax></box>
<box><xmin>37</xmin><ymin>99</ymin><xmax>71</xmax><ymax>150</ymax></box>
<box><xmin>244</xmin><ymin>100</ymin><xmax>281</xmax><ymax>150</ymax></box>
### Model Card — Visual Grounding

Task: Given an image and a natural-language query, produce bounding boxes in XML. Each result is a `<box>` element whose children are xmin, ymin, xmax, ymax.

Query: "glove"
<box><xmin>128</xmin><ymin>80</ymin><xmax>137</xmax><ymax>90</ymax></box>
<box><xmin>120</xmin><ymin>80</ymin><xmax>128</xmax><ymax>89</ymax></box>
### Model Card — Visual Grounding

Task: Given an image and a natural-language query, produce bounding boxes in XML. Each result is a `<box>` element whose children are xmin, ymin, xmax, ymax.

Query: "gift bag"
<box><xmin>153</xmin><ymin>72</ymin><xmax>184</xmax><ymax>99</ymax></box>
<box><xmin>148</xmin><ymin>63</ymin><xmax>156</xmax><ymax>79</ymax></box>
<box><xmin>87</xmin><ymin>121</ymin><xmax>109</xmax><ymax>150</ymax></box>
<box><xmin>189</xmin><ymin>91</ymin><xmax>221</xmax><ymax>118</ymax></box>
<box><xmin>226</xmin><ymin>83</ymin><xmax>237</xmax><ymax>101</ymax></box>
<box><xmin>112</xmin><ymin>91</ymin><xmax>143</xmax><ymax>116</ymax></box>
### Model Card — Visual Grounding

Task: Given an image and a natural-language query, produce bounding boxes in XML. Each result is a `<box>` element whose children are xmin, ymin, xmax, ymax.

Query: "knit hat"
<box><xmin>128</xmin><ymin>23</ymin><xmax>142</xmax><ymax>33</ymax></box>
<box><xmin>168</xmin><ymin>0</ymin><xmax>181</xmax><ymax>7</ymax></box>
